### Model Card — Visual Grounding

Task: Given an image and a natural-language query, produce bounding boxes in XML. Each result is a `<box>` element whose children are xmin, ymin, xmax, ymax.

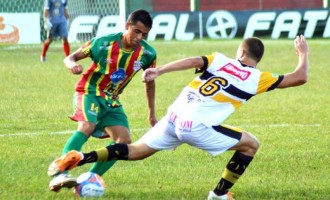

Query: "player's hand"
<box><xmin>66</xmin><ymin>61</ymin><xmax>83</xmax><ymax>74</ymax></box>
<box><xmin>44</xmin><ymin>18</ymin><xmax>52</xmax><ymax>31</ymax></box>
<box><xmin>142</xmin><ymin>68</ymin><xmax>159</xmax><ymax>82</ymax></box>
<box><xmin>70</xmin><ymin>64</ymin><xmax>83</xmax><ymax>74</ymax></box>
<box><xmin>149</xmin><ymin>113</ymin><xmax>158</xmax><ymax>127</ymax></box>
<box><xmin>294</xmin><ymin>35</ymin><xmax>308</xmax><ymax>56</ymax></box>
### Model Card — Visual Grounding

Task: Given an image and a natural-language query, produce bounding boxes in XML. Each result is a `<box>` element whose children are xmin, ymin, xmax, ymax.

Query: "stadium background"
<box><xmin>0</xmin><ymin>0</ymin><xmax>325</xmax><ymax>12</ymax></box>
<box><xmin>0</xmin><ymin>0</ymin><xmax>328</xmax><ymax>42</ymax></box>
<box><xmin>0</xmin><ymin>1</ymin><xmax>329</xmax><ymax>200</ymax></box>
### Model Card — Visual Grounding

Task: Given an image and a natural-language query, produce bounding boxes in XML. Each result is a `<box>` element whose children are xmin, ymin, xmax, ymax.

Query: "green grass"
<box><xmin>0</xmin><ymin>39</ymin><xmax>329</xmax><ymax>199</ymax></box>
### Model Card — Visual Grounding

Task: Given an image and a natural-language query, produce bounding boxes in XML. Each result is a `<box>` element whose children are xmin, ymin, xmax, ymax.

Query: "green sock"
<box><xmin>89</xmin><ymin>141</ymin><xmax>117</xmax><ymax>176</ymax></box>
<box><xmin>62</xmin><ymin>131</ymin><xmax>88</xmax><ymax>155</ymax></box>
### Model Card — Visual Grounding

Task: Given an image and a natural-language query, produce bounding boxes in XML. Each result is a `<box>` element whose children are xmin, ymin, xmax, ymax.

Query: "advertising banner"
<box><xmin>67</xmin><ymin>9</ymin><xmax>330</xmax><ymax>42</ymax></box>
<box><xmin>1</xmin><ymin>9</ymin><xmax>329</xmax><ymax>44</ymax></box>
<box><xmin>0</xmin><ymin>13</ymin><xmax>41</xmax><ymax>44</ymax></box>
<box><xmin>146</xmin><ymin>9</ymin><xmax>330</xmax><ymax>41</ymax></box>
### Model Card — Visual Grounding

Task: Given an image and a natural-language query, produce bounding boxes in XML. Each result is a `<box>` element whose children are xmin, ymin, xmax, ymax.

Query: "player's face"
<box><xmin>125</xmin><ymin>21</ymin><xmax>150</xmax><ymax>47</ymax></box>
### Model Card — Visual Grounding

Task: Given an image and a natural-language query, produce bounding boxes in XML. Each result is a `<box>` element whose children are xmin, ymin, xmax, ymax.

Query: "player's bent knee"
<box><xmin>78</xmin><ymin>122</ymin><xmax>96</xmax><ymax>136</ymax></box>
<box><xmin>237</xmin><ymin>131</ymin><xmax>260</xmax><ymax>156</ymax></box>
<box><xmin>115</xmin><ymin>133</ymin><xmax>132</xmax><ymax>144</ymax></box>
<box><xmin>246</xmin><ymin>132</ymin><xmax>259</xmax><ymax>154</ymax></box>
<box><xmin>117</xmin><ymin>137</ymin><xmax>132</xmax><ymax>144</ymax></box>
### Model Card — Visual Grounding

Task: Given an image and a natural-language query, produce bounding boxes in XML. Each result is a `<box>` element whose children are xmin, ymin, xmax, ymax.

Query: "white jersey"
<box><xmin>168</xmin><ymin>52</ymin><xmax>283</xmax><ymax>127</ymax></box>
<box><xmin>139</xmin><ymin>52</ymin><xmax>283</xmax><ymax>155</ymax></box>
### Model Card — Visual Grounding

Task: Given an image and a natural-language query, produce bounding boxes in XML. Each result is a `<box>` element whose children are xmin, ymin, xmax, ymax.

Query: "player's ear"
<box><xmin>236</xmin><ymin>47</ymin><xmax>244</xmax><ymax>60</ymax></box>
<box><xmin>242</xmin><ymin>49</ymin><xmax>248</xmax><ymax>58</ymax></box>
<box><xmin>125</xmin><ymin>21</ymin><xmax>130</xmax><ymax>30</ymax></box>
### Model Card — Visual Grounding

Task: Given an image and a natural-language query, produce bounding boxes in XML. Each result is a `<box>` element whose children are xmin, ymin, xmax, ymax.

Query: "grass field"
<box><xmin>0</xmin><ymin>39</ymin><xmax>329</xmax><ymax>200</ymax></box>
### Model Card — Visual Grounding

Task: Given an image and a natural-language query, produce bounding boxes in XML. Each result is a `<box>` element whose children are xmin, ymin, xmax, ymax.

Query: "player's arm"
<box><xmin>43</xmin><ymin>8</ymin><xmax>49</xmax><ymax>19</ymax></box>
<box><xmin>142</xmin><ymin>56</ymin><xmax>204</xmax><ymax>82</ymax></box>
<box><xmin>158</xmin><ymin>56</ymin><xmax>204</xmax><ymax>75</ymax></box>
<box><xmin>144</xmin><ymin>79</ymin><xmax>157</xmax><ymax>126</ymax></box>
<box><xmin>64</xmin><ymin>48</ymin><xmax>88</xmax><ymax>74</ymax></box>
<box><xmin>277</xmin><ymin>35</ymin><xmax>309</xmax><ymax>88</ymax></box>
<box><xmin>43</xmin><ymin>0</ymin><xmax>49</xmax><ymax>19</ymax></box>
<box><xmin>43</xmin><ymin>0</ymin><xmax>50</xmax><ymax>22</ymax></box>
<box><xmin>143</xmin><ymin>57</ymin><xmax>158</xmax><ymax>126</ymax></box>
<box><xmin>42</xmin><ymin>6</ymin><xmax>53</xmax><ymax>31</ymax></box>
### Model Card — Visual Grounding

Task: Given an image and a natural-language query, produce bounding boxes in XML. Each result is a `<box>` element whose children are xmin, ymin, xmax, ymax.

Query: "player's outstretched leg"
<box><xmin>48</xmin><ymin>150</ymin><xmax>83</xmax><ymax>177</ymax></box>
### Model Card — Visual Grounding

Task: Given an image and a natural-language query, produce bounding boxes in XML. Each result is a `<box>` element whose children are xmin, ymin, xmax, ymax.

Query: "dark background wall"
<box><xmin>0</xmin><ymin>0</ymin><xmax>325</xmax><ymax>13</ymax></box>
<box><xmin>128</xmin><ymin>0</ymin><xmax>325</xmax><ymax>12</ymax></box>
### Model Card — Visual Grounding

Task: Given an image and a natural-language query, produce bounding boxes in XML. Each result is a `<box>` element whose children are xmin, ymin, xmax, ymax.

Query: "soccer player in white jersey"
<box><xmin>47</xmin><ymin>35</ymin><xmax>309</xmax><ymax>200</ymax></box>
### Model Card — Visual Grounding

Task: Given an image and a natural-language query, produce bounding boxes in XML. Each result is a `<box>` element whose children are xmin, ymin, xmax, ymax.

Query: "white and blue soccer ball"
<box><xmin>74</xmin><ymin>172</ymin><xmax>106</xmax><ymax>198</ymax></box>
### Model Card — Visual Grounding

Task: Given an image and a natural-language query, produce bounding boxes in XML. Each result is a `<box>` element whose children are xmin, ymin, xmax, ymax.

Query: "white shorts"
<box><xmin>137</xmin><ymin>112</ymin><xmax>241</xmax><ymax>156</ymax></box>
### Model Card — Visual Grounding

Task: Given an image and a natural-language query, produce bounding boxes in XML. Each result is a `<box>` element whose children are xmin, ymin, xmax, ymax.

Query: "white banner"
<box><xmin>0</xmin><ymin>13</ymin><xmax>40</xmax><ymax>44</ymax></box>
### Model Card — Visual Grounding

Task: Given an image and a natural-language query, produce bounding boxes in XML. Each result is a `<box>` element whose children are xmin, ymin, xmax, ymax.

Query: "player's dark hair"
<box><xmin>127</xmin><ymin>9</ymin><xmax>153</xmax><ymax>29</ymax></box>
<box><xmin>244</xmin><ymin>37</ymin><xmax>264</xmax><ymax>62</ymax></box>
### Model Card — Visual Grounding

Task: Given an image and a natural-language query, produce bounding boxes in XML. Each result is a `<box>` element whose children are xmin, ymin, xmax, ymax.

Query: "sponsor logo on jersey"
<box><xmin>218</xmin><ymin>63</ymin><xmax>251</xmax><ymax>80</ymax></box>
<box><xmin>105</xmin><ymin>58</ymin><xmax>113</xmax><ymax>64</ymax></box>
<box><xmin>179</xmin><ymin>120</ymin><xmax>192</xmax><ymax>132</ymax></box>
<box><xmin>168</xmin><ymin>112</ymin><xmax>178</xmax><ymax>125</ymax></box>
<box><xmin>168</xmin><ymin>112</ymin><xmax>192</xmax><ymax>132</ymax></box>
<box><xmin>100</xmin><ymin>43</ymin><xmax>110</xmax><ymax>51</ymax></box>
<box><xmin>143</xmin><ymin>49</ymin><xmax>153</xmax><ymax>56</ymax></box>
<box><xmin>187</xmin><ymin>91</ymin><xmax>201</xmax><ymax>103</ymax></box>
<box><xmin>133</xmin><ymin>61</ymin><xmax>142</xmax><ymax>71</ymax></box>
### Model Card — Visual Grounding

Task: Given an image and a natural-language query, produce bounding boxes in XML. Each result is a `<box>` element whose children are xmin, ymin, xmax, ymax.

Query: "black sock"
<box><xmin>78</xmin><ymin>143</ymin><xmax>129</xmax><ymax>166</ymax></box>
<box><xmin>105</xmin><ymin>143</ymin><xmax>129</xmax><ymax>160</ymax></box>
<box><xmin>78</xmin><ymin>151</ymin><xmax>97</xmax><ymax>166</ymax></box>
<box><xmin>214</xmin><ymin>152</ymin><xmax>253</xmax><ymax>195</ymax></box>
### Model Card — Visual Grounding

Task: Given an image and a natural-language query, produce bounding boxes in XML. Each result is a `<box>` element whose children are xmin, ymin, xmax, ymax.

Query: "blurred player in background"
<box><xmin>40</xmin><ymin>0</ymin><xmax>70</xmax><ymax>62</ymax></box>
<box><xmin>47</xmin><ymin>9</ymin><xmax>158</xmax><ymax>192</ymax></box>
<box><xmin>48</xmin><ymin>35</ymin><xmax>309</xmax><ymax>200</ymax></box>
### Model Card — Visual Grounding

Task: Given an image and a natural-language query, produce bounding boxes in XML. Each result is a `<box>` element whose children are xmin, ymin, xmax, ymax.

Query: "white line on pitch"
<box><xmin>0</xmin><ymin>124</ymin><xmax>321</xmax><ymax>137</ymax></box>
<box><xmin>0</xmin><ymin>128</ymin><xmax>150</xmax><ymax>137</ymax></box>
<box><xmin>241</xmin><ymin>123</ymin><xmax>321</xmax><ymax>127</ymax></box>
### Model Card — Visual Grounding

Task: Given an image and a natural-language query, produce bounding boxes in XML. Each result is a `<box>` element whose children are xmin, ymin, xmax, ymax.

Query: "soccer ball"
<box><xmin>74</xmin><ymin>172</ymin><xmax>106</xmax><ymax>198</ymax></box>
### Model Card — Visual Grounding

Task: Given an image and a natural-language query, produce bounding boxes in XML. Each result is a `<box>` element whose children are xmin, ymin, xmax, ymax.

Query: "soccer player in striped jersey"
<box><xmin>40</xmin><ymin>0</ymin><xmax>70</xmax><ymax>62</ymax></box>
<box><xmin>48</xmin><ymin>9</ymin><xmax>158</xmax><ymax>192</ymax></box>
<box><xmin>48</xmin><ymin>35</ymin><xmax>308</xmax><ymax>200</ymax></box>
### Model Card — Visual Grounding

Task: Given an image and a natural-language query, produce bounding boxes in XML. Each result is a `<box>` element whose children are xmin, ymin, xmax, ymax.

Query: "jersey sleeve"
<box><xmin>141</xmin><ymin>42</ymin><xmax>157</xmax><ymax>70</ymax></box>
<box><xmin>256</xmin><ymin>72</ymin><xmax>284</xmax><ymax>94</ymax></box>
<box><xmin>81</xmin><ymin>37</ymin><xmax>102</xmax><ymax>62</ymax></box>
<box><xmin>195</xmin><ymin>52</ymin><xmax>216</xmax><ymax>73</ymax></box>
<box><xmin>145</xmin><ymin>52</ymin><xmax>157</xmax><ymax>69</ymax></box>
<box><xmin>81</xmin><ymin>40</ymin><xmax>92</xmax><ymax>57</ymax></box>
<box><xmin>149</xmin><ymin>56</ymin><xmax>156</xmax><ymax>68</ymax></box>
<box><xmin>141</xmin><ymin>54</ymin><xmax>156</xmax><ymax>70</ymax></box>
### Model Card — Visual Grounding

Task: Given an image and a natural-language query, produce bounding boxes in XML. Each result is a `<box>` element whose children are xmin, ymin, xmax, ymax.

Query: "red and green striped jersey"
<box><xmin>76</xmin><ymin>32</ymin><xmax>157</xmax><ymax>99</ymax></box>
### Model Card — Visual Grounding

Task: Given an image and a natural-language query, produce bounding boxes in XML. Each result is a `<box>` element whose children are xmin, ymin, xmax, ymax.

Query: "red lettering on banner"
<box><xmin>218</xmin><ymin>63</ymin><xmax>251</xmax><ymax>80</ymax></box>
